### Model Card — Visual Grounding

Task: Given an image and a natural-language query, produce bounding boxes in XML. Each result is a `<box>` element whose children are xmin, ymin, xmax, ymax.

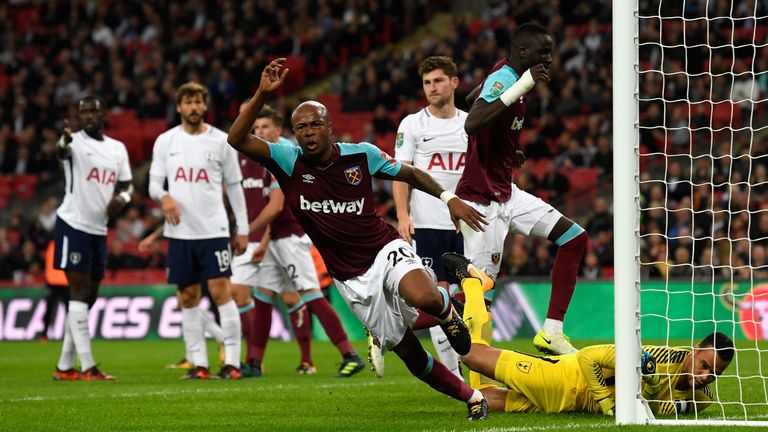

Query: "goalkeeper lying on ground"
<box><xmin>440</xmin><ymin>252</ymin><xmax>735</xmax><ymax>416</ymax></box>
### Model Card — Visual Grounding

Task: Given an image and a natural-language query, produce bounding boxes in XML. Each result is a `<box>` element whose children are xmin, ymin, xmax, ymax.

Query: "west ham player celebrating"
<box><xmin>53</xmin><ymin>95</ymin><xmax>133</xmax><ymax>381</ymax></box>
<box><xmin>459</xmin><ymin>23</ymin><xmax>588</xmax><ymax>355</ymax></box>
<box><xmin>229</xmin><ymin>59</ymin><xmax>490</xmax><ymax>420</ymax></box>
<box><xmin>241</xmin><ymin>106</ymin><xmax>365</xmax><ymax>377</ymax></box>
<box><xmin>148</xmin><ymin>83</ymin><xmax>248</xmax><ymax>379</ymax></box>
<box><xmin>393</xmin><ymin>56</ymin><xmax>469</xmax><ymax>380</ymax></box>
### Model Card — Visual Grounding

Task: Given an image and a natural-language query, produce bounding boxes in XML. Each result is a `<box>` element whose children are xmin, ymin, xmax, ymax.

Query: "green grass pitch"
<box><xmin>1</xmin><ymin>338</ymin><xmax>767</xmax><ymax>431</ymax></box>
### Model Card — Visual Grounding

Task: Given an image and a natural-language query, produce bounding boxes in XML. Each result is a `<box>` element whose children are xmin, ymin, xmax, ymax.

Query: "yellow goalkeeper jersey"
<box><xmin>577</xmin><ymin>344</ymin><xmax>713</xmax><ymax>415</ymax></box>
<box><xmin>488</xmin><ymin>345</ymin><xmax>712</xmax><ymax>415</ymax></box>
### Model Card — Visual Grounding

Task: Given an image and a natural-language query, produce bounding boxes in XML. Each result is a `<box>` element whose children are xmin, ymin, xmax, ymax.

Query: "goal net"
<box><xmin>614</xmin><ymin>0</ymin><xmax>768</xmax><ymax>425</ymax></box>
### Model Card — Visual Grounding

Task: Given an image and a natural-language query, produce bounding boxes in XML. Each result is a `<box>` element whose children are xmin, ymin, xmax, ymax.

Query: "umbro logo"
<box><xmin>422</xmin><ymin>137</ymin><xmax>437</xmax><ymax>142</ymax></box>
<box><xmin>302</xmin><ymin>174</ymin><xmax>315</xmax><ymax>183</ymax></box>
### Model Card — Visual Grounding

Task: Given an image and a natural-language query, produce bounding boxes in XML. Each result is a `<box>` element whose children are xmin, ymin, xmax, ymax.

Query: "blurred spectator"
<box><xmin>372</xmin><ymin>104</ymin><xmax>396</xmax><ymax>133</ymax></box>
<box><xmin>580</xmin><ymin>251</ymin><xmax>603</xmax><ymax>280</ymax></box>
<box><xmin>11</xmin><ymin>240</ymin><xmax>44</xmax><ymax>277</ymax></box>
<box><xmin>106</xmin><ymin>239</ymin><xmax>145</xmax><ymax>272</ymax></box>
<box><xmin>585</xmin><ymin>197</ymin><xmax>612</xmax><ymax>234</ymax></box>
<box><xmin>539</xmin><ymin>160</ymin><xmax>570</xmax><ymax>197</ymax></box>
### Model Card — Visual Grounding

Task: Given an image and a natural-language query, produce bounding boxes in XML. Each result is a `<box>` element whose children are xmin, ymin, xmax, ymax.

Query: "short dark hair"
<box><xmin>79</xmin><ymin>94</ymin><xmax>107</xmax><ymax>111</ymax></box>
<box><xmin>510</xmin><ymin>23</ymin><xmax>551</xmax><ymax>47</ymax></box>
<box><xmin>256</xmin><ymin>105</ymin><xmax>283</xmax><ymax>127</ymax></box>
<box><xmin>699</xmin><ymin>332</ymin><xmax>735</xmax><ymax>362</ymax></box>
<box><xmin>175</xmin><ymin>82</ymin><xmax>209</xmax><ymax>105</ymax></box>
<box><xmin>418</xmin><ymin>56</ymin><xmax>458</xmax><ymax>78</ymax></box>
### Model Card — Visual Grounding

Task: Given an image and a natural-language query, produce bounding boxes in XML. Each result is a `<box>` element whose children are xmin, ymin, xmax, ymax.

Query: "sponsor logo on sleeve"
<box><xmin>396</xmin><ymin>132</ymin><xmax>404</xmax><ymax>148</ymax></box>
<box><xmin>489</xmin><ymin>81</ymin><xmax>505</xmax><ymax>97</ymax></box>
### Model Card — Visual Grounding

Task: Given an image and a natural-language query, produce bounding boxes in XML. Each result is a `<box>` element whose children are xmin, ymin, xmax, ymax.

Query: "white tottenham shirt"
<box><xmin>149</xmin><ymin>124</ymin><xmax>243</xmax><ymax>240</ymax></box>
<box><xmin>57</xmin><ymin>131</ymin><xmax>132</xmax><ymax>235</ymax></box>
<box><xmin>395</xmin><ymin>107</ymin><xmax>468</xmax><ymax>230</ymax></box>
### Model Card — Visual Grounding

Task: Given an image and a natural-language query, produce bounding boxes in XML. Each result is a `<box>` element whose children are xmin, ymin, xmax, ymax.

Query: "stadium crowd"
<box><xmin>1</xmin><ymin>0</ymin><xmax>767</xmax><ymax>284</ymax></box>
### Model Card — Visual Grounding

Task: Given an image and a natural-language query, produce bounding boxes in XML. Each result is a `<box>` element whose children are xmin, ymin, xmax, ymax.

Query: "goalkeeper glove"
<box><xmin>597</xmin><ymin>397</ymin><xmax>615</xmax><ymax>416</ymax></box>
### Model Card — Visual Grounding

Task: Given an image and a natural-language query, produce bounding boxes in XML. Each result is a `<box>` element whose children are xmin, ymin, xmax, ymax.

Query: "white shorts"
<box><xmin>230</xmin><ymin>242</ymin><xmax>263</xmax><ymax>287</ymax></box>
<box><xmin>333</xmin><ymin>238</ymin><xmax>424</xmax><ymax>353</ymax></box>
<box><xmin>461</xmin><ymin>183</ymin><xmax>561</xmax><ymax>279</ymax></box>
<box><xmin>259</xmin><ymin>234</ymin><xmax>320</xmax><ymax>294</ymax></box>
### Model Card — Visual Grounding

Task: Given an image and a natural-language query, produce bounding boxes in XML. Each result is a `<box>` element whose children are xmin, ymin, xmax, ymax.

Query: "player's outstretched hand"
<box><xmin>259</xmin><ymin>58</ymin><xmax>289</xmax><ymax>94</ymax></box>
<box><xmin>106</xmin><ymin>197</ymin><xmax>124</xmax><ymax>219</ymax></box>
<box><xmin>398</xmin><ymin>215</ymin><xmax>415</xmax><ymax>244</ymax></box>
<box><xmin>233</xmin><ymin>234</ymin><xmax>248</xmax><ymax>256</ymax></box>
<box><xmin>161</xmin><ymin>195</ymin><xmax>181</xmax><ymax>225</ymax></box>
<box><xmin>447</xmin><ymin>198</ymin><xmax>487</xmax><ymax>233</ymax></box>
<box><xmin>530</xmin><ymin>63</ymin><xmax>550</xmax><ymax>83</ymax></box>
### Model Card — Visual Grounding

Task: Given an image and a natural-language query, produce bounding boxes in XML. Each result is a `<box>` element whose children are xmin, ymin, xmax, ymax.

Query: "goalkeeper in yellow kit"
<box><xmin>440</xmin><ymin>253</ymin><xmax>735</xmax><ymax>416</ymax></box>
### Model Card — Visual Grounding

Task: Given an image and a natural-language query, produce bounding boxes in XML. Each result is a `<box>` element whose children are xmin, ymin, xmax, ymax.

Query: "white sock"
<box><xmin>468</xmin><ymin>388</ymin><xmax>484</xmax><ymax>402</ymax></box>
<box><xmin>68</xmin><ymin>301</ymin><xmax>95</xmax><ymax>370</ymax></box>
<box><xmin>217</xmin><ymin>300</ymin><xmax>242</xmax><ymax>367</ymax></box>
<box><xmin>56</xmin><ymin>314</ymin><xmax>76</xmax><ymax>370</ymax></box>
<box><xmin>182</xmin><ymin>307</ymin><xmax>208</xmax><ymax>368</ymax></box>
<box><xmin>543</xmin><ymin>318</ymin><xmax>564</xmax><ymax>335</ymax></box>
<box><xmin>429</xmin><ymin>326</ymin><xmax>463</xmax><ymax>381</ymax></box>
<box><xmin>200</xmin><ymin>309</ymin><xmax>224</xmax><ymax>343</ymax></box>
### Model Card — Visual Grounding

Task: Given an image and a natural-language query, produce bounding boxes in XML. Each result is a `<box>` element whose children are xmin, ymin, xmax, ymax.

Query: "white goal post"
<box><xmin>613</xmin><ymin>0</ymin><xmax>768</xmax><ymax>426</ymax></box>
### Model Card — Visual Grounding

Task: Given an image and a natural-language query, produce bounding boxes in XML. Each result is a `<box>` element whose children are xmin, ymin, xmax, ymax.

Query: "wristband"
<box><xmin>440</xmin><ymin>191</ymin><xmax>457</xmax><ymax>205</ymax></box>
<box><xmin>119</xmin><ymin>191</ymin><xmax>132</xmax><ymax>203</ymax></box>
<box><xmin>499</xmin><ymin>69</ymin><xmax>536</xmax><ymax>106</ymax></box>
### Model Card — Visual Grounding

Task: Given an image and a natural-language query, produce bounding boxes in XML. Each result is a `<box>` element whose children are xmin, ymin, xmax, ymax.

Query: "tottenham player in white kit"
<box><xmin>392</xmin><ymin>56</ymin><xmax>469</xmax><ymax>380</ymax></box>
<box><xmin>53</xmin><ymin>95</ymin><xmax>133</xmax><ymax>381</ymax></box>
<box><xmin>148</xmin><ymin>82</ymin><xmax>249</xmax><ymax>379</ymax></box>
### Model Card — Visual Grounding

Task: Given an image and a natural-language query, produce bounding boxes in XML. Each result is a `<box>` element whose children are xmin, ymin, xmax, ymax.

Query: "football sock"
<box><xmin>57</xmin><ymin>314</ymin><xmax>76</xmax><ymax>370</ymax></box>
<box><xmin>433</xmin><ymin>286</ymin><xmax>453</xmax><ymax>323</ymax></box>
<box><xmin>461</xmin><ymin>278</ymin><xmax>490</xmax><ymax>345</ymax></box>
<box><xmin>429</xmin><ymin>326</ymin><xmax>463</xmax><ymax>380</ymax></box>
<box><xmin>288</xmin><ymin>303</ymin><xmax>312</xmax><ymax>365</ymax></box>
<box><xmin>217</xmin><ymin>300</ymin><xmax>242</xmax><ymax>368</ymax></box>
<box><xmin>303</xmin><ymin>294</ymin><xmax>355</xmax><ymax>356</ymax></box>
<box><xmin>548</xmin><ymin>230</ymin><xmax>587</xmax><ymax>322</ymax></box>
<box><xmin>182</xmin><ymin>306</ymin><xmax>208</xmax><ymax>368</ymax></box>
<box><xmin>543</xmin><ymin>318</ymin><xmax>564</xmax><ymax>335</ymax></box>
<box><xmin>200</xmin><ymin>308</ymin><xmax>224</xmax><ymax>343</ymax></box>
<box><xmin>411</xmin><ymin>352</ymin><xmax>475</xmax><ymax>402</ymax></box>
<box><xmin>412</xmin><ymin>311</ymin><xmax>438</xmax><ymax>330</ymax></box>
<box><xmin>251</xmin><ymin>295</ymin><xmax>273</xmax><ymax>362</ymax></box>
<box><xmin>68</xmin><ymin>300</ymin><xmax>95</xmax><ymax>370</ymax></box>
<box><xmin>239</xmin><ymin>300</ymin><xmax>258</xmax><ymax>363</ymax></box>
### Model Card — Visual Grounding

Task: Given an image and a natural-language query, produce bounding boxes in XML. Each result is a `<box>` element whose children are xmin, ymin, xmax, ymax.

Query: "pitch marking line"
<box><xmin>4</xmin><ymin>380</ymin><xmax>396</xmax><ymax>403</ymax></box>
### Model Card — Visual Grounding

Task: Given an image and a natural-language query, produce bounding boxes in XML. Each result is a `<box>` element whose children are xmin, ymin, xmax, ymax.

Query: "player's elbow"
<box><xmin>226</xmin><ymin>134</ymin><xmax>243</xmax><ymax>149</ymax></box>
<box><xmin>464</xmin><ymin>117</ymin><xmax>480</xmax><ymax>135</ymax></box>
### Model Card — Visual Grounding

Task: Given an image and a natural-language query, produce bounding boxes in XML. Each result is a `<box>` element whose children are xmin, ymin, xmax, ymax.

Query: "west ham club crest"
<box><xmin>344</xmin><ymin>166</ymin><xmax>362</xmax><ymax>185</ymax></box>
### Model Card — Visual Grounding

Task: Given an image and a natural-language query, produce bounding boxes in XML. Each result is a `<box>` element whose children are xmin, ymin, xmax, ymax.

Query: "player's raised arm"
<box><xmin>464</xmin><ymin>64</ymin><xmax>547</xmax><ymax>135</ymax></box>
<box><xmin>394</xmin><ymin>164</ymin><xmax>487</xmax><ymax>233</ymax></box>
<box><xmin>227</xmin><ymin>58</ymin><xmax>289</xmax><ymax>161</ymax></box>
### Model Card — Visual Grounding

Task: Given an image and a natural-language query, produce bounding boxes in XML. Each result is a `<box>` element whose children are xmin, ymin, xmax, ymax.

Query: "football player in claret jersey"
<box><xmin>52</xmin><ymin>95</ymin><xmax>133</xmax><ymax>381</ymax></box>
<box><xmin>229</xmin><ymin>59</ymin><xmax>490</xmax><ymax>420</ymax></box>
<box><xmin>242</xmin><ymin>106</ymin><xmax>365</xmax><ymax>377</ymax></box>
<box><xmin>393</xmin><ymin>56</ymin><xmax>470</xmax><ymax>380</ymax></box>
<box><xmin>459</xmin><ymin>23</ymin><xmax>588</xmax><ymax>355</ymax></box>
<box><xmin>148</xmin><ymin>82</ymin><xmax>249</xmax><ymax>380</ymax></box>
<box><xmin>443</xmin><ymin>252</ymin><xmax>733</xmax><ymax>416</ymax></box>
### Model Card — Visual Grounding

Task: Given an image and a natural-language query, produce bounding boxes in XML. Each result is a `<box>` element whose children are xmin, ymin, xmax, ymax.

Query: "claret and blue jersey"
<box><xmin>265</xmin><ymin>141</ymin><xmax>403</xmax><ymax>281</ymax></box>
<box><xmin>455</xmin><ymin>59</ymin><xmax>529</xmax><ymax>205</ymax></box>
